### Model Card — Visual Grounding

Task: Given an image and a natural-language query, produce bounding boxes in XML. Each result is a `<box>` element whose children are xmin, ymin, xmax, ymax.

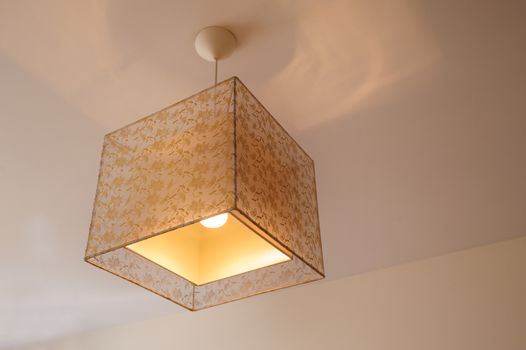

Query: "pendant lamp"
<box><xmin>85</xmin><ymin>26</ymin><xmax>324</xmax><ymax>310</ymax></box>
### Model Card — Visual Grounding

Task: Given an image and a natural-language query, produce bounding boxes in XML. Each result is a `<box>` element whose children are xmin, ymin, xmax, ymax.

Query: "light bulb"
<box><xmin>200</xmin><ymin>213</ymin><xmax>228</xmax><ymax>228</ymax></box>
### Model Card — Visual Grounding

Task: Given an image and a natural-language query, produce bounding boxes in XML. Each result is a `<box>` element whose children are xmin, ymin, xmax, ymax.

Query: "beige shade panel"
<box><xmin>86</xmin><ymin>79</ymin><xmax>237</xmax><ymax>258</ymax></box>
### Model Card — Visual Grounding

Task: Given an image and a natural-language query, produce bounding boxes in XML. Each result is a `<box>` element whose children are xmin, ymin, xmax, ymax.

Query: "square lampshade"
<box><xmin>85</xmin><ymin>77</ymin><xmax>324</xmax><ymax>310</ymax></box>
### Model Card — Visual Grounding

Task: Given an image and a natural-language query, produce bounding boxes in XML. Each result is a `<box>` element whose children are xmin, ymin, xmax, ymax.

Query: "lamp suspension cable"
<box><xmin>213</xmin><ymin>59</ymin><xmax>218</xmax><ymax>116</ymax></box>
<box><xmin>214</xmin><ymin>59</ymin><xmax>218</xmax><ymax>86</ymax></box>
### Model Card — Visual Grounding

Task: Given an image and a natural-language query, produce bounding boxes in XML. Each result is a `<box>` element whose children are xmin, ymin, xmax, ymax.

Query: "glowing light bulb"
<box><xmin>200</xmin><ymin>213</ymin><xmax>228</xmax><ymax>228</ymax></box>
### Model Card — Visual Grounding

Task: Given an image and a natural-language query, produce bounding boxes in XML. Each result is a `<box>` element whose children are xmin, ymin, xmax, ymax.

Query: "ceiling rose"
<box><xmin>84</xmin><ymin>26</ymin><xmax>324</xmax><ymax>310</ymax></box>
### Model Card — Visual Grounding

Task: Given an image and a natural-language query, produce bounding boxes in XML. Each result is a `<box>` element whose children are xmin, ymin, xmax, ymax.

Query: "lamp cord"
<box><xmin>213</xmin><ymin>59</ymin><xmax>218</xmax><ymax>116</ymax></box>
<box><xmin>214</xmin><ymin>59</ymin><xmax>218</xmax><ymax>86</ymax></box>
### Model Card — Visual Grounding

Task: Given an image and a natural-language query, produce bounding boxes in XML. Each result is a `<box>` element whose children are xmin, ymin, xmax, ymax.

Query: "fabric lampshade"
<box><xmin>85</xmin><ymin>77</ymin><xmax>324</xmax><ymax>310</ymax></box>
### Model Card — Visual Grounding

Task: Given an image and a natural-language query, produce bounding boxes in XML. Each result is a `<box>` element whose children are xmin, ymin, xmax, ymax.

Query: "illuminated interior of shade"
<box><xmin>126</xmin><ymin>211</ymin><xmax>291</xmax><ymax>285</ymax></box>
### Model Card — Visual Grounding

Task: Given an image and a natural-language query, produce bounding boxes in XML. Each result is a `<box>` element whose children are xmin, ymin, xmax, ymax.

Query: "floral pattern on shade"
<box><xmin>235</xmin><ymin>80</ymin><xmax>324</xmax><ymax>274</ymax></box>
<box><xmin>89</xmin><ymin>248</ymin><xmax>194</xmax><ymax>309</ymax></box>
<box><xmin>193</xmin><ymin>257</ymin><xmax>321</xmax><ymax>310</ymax></box>
<box><xmin>85</xmin><ymin>77</ymin><xmax>324</xmax><ymax>310</ymax></box>
<box><xmin>86</xmin><ymin>80</ymin><xmax>236</xmax><ymax>258</ymax></box>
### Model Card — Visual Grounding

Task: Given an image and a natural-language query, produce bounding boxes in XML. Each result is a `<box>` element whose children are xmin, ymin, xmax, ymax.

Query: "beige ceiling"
<box><xmin>1</xmin><ymin>0</ymin><xmax>525</xmax><ymax>348</ymax></box>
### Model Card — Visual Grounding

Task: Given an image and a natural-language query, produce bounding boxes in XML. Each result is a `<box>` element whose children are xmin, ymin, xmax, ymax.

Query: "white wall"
<box><xmin>15</xmin><ymin>237</ymin><xmax>526</xmax><ymax>350</ymax></box>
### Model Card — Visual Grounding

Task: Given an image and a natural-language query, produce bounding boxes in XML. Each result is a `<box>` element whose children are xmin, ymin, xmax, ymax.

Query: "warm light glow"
<box><xmin>200</xmin><ymin>213</ymin><xmax>228</xmax><ymax>228</ymax></box>
<box><xmin>126</xmin><ymin>211</ymin><xmax>291</xmax><ymax>285</ymax></box>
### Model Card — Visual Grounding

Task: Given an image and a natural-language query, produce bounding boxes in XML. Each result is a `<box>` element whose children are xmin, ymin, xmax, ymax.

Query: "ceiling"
<box><xmin>1</xmin><ymin>0</ymin><xmax>525</xmax><ymax>348</ymax></box>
